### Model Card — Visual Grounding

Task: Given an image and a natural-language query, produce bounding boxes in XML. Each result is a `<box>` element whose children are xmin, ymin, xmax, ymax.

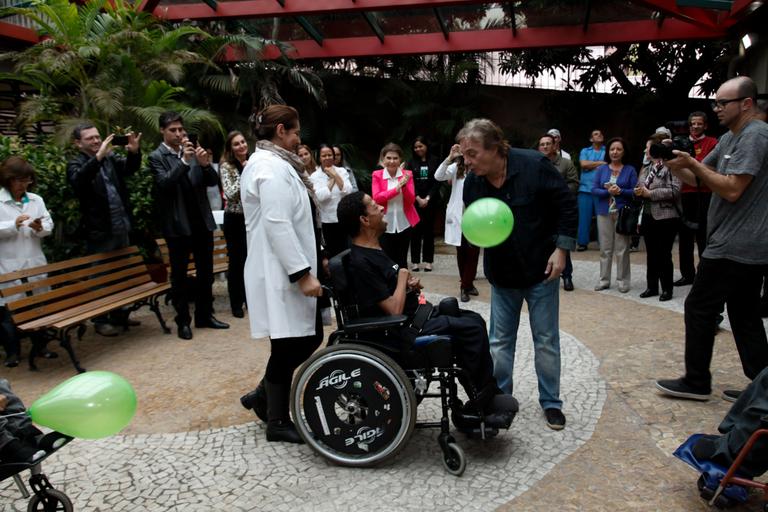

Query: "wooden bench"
<box><xmin>0</xmin><ymin>246</ymin><xmax>171</xmax><ymax>373</ymax></box>
<box><xmin>155</xmin><ymin>229</ymin><xmax>229</xmax><ymax>279</ymax></box>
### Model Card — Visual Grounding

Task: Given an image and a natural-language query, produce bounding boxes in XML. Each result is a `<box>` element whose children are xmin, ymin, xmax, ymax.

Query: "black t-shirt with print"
<box><xmin>348</xmin><ymin>245</ymin><xmax>419</xmax><ymax>318</ymax></box>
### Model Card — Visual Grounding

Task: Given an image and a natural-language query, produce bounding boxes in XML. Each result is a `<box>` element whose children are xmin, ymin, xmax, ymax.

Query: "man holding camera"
<box><xmin>148</xmin><ymin>111</ymin><xmax>229</xmax><ymax>340</ymax></box>
<box><xmin>67</xmin><ymin>124</ymin><xmax>142</xmax><ymax>337</ymax></box>
<box><xmin>675</xmin><ymin>111</ymin><xmax>718</xmax><ymax>286</ymax></box>
<box><xmin>656</xmin><ymin>76</ymin><xmax>768</xmax><ymax>402</ymax></box>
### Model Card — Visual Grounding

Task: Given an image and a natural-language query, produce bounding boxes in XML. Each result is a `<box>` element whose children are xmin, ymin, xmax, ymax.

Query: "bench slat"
<box><xmin>0</xmin><ymin>246</ymin><xmax>139</xmax><ymax>285</ymax></box>
<box><xmin>11</xmin><ymin>274</ymin><xmax>151</xmax><ymax>325</ymax></box>
<box><xmin>0</xmin><ymin>255</ymin><xmax>145</xmax><ymax>298</ymax></box>
<box><xmin>7</xmin><ymin>264</ymin><xmax>147</xmax><ymax>311</ymax></box>
<box><xmin>18</xmin><ymin>281</ymin><xmax>169</xmax><ymax>331</ymax></box>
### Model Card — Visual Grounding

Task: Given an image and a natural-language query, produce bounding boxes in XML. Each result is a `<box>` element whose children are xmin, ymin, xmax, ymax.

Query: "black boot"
<box><xmin>240</xmin><ymin>380</ymin><xmax>268</xmax><ymax>422</ymax></box>
<box><xmin>265</xmin><ymin>381</ymin><xmax>304</xmax><ymax>444</ymax></box>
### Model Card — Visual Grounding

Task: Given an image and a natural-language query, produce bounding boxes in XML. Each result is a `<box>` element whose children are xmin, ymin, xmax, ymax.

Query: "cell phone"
<box><xmin>112</xmin><ymin>135</ymin><xmax>129</xmax><ymax>146</ymax></box>
<box><xmin>603</xmin><ymin>182</ymin><xmax>612</xmax><ymax>187</ymax></box>
<box><xmin>187</xmin><ymin>133</ymin><xmax>199</xmax><ymax>146</ymax></box>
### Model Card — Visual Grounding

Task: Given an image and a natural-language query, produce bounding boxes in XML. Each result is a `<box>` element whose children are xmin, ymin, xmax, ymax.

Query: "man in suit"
<box><xmin>148</xmin><ymin>111</ymin><xmax>229</xmax><ymax>340</ymax></box>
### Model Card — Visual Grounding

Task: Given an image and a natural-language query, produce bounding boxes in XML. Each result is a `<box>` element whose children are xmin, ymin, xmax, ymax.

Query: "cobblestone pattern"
<box><xmin>1</xmin><ymin>293</ymin><xmax>606</xmax><ymax>512</ymax></box>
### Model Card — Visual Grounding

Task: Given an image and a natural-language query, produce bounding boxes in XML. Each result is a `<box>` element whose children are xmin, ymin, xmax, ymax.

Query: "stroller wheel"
<box><xmin>27</xmin><ymin>488</ymin><xmax>73</xmax><ymax>512</ymax></box>
<box><xmin>697</xmin><ymin>475</ymin><xmax>714</xmax><ymax>500</ymax></box>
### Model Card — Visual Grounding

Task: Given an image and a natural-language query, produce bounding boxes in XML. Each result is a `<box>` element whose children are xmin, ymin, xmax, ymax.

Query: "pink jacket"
<box><xmin>371</xmin><ymin>169</ymin><xmax>420</xmax><ymax>228</ymax></box>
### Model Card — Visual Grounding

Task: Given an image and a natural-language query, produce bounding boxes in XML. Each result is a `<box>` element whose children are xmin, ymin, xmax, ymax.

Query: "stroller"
<box><xmin>0</xmin><ymin>432</ymin><xmax>74</xmax><ymax>511</ymax></box>
<box><xmin>675</xmin><ymin>429</ymin><xmax>768</xmax><ymax>510</ymax></box>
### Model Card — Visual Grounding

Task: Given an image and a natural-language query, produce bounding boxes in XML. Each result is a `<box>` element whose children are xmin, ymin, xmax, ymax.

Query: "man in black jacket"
<box><xmin>67</xmin><ymin>124</ymin><xmax>142</xmax><ymax>337</ymax></box>
<box><xmin>460</xmin><ymin>118</ymin><xmax>577</xmax><ymax>431</ymax></box>
<box><xmin>148</xmin><ymin>111</ymin><xmax>228</xmax><ymax>340</ymax></box>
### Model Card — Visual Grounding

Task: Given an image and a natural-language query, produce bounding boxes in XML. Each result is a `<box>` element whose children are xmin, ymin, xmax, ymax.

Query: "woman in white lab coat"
<box><xmin>434</xmin><ymin>144</ymin><xmax>480</xmax><ymax>303</ymax></box>
<box><xmin>0</xmin><ymin>157</ymin><xmax>54</xmax><ymax>367</ymax></box>
<box><xmin>238</xmin><ymin>105</ymin><xmax>323</xmax><ymax>444</ymax></box>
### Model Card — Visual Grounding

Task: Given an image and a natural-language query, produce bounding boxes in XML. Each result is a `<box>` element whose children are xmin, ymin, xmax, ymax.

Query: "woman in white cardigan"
<box><xmin>434</xmin><ymin>144</ymin><xmax>480</xmax><ymax>303</ymax></box>
<box><xmin>238</xmin><ymin>105</ymin><xmax>323</xmax><ymax>444</ymax></box>
<box><xmin>310</xmin><ymin>144</ymin><xmax>352</xmax><ymax>257</ymax></box>
<box><xmin>0</xmin><ymin>157</ymin><xmax>54</xmax><ymax>367</ymax></box>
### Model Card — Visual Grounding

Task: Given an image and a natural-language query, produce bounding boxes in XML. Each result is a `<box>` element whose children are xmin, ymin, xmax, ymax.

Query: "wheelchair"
<box><xmin>0</xmin><ymin>432</ymin><xmax>74</xmax><ymax>511</ymax></box>
<box><xmin>290</xmin><ymin>250</ymin><xmax>518</xmax><ymax>476</ymax></box>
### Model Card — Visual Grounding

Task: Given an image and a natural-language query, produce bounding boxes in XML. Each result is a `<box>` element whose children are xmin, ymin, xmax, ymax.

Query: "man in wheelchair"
<box><xmin>336</xmin><ymin>191</ymin><xmax>517</xmax><ymax>428</ymax></box>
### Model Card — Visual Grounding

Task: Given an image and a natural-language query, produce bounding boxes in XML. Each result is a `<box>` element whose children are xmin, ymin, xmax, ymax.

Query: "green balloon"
<box><xmin>461</xmin><ymin>198</ymin><xmax>515</xmax><ymax>248</ymax></box>
<box><xmin>29</xmin><ymin>371</ymin><xmax>137</xmax><ymax>439</ymax></box>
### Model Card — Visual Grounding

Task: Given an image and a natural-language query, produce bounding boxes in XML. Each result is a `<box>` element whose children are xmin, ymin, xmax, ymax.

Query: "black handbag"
<box><xmin>616</xmin><ymin>201</ymin><xmax>642</xmax><ymax>235</ymax></box>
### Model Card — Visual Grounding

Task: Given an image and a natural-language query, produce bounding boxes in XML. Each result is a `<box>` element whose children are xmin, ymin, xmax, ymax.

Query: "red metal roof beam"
<box><xmin>153</xmin><ymin>0</ymin><xmax>490</xmax><ymax>21</ymax></box>
<box><xmin>0</xmin><ymin>20</ymin><xmax>38</xmax><ymax>43</ymax></box>
<box><xmin>225</xmin><ymin>18</ymin><xmax>726</xmax><ymax>61</ymax></box>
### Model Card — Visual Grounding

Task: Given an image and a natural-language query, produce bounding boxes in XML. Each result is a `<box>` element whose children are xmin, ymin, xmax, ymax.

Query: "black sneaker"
<box><xmin>655</xmin><ymin>378</ymin><xmax>711</xmax><ymax>401</ymax></box>
<box><xmin>721</xmin><ymin>389</ymin><xmax>742</xmax><ymax>403</ymax></box>
<box><xmin>460</xmin><ymin>289</ymin><xmax>470</xmax><ymax>303</ymax></box>
<box><xmin>544</xmin><ymin>408</ymin><xmax>566</xmax><ymax>430</ymax></box>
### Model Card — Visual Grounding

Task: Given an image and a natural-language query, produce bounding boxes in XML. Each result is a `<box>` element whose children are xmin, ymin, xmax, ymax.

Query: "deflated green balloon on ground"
<box><xmin>461</xmin><ymin>198</ymin><xmax>515</xmax><ymax>248</ymax></box>
<box><xmin>29</xmin><ymin>371</ymin><xmax>137</xmax><ymax>439</ymax></box>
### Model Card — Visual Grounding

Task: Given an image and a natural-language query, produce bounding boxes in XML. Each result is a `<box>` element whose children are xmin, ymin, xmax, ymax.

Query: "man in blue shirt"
<box><xmin>576</xmin><ymin>129</ymin><xmax>606</xmax><ymax>251</ymax></box>
<box><xmin>460</xmin><ymin>119</ymin><xmax>577</xmax><ymax>430</ymax></box>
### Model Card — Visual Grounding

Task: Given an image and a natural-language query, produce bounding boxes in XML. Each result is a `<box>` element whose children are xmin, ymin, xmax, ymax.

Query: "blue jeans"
<box><xmin>577</xmin><ymin>192</ymin><xmax>597</xmax><ymax>246</ymax></box>
<box><xmin>489</xmin><ymin>278</ymin><xmax>562</xmax><ymax>410</ymax></box>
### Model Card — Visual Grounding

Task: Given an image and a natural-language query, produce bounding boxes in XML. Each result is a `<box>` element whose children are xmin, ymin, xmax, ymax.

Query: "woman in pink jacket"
<box><xmin>371</xmin><ymin>143</ymin><xmax>419</xmax><ymax>269</ymax></box>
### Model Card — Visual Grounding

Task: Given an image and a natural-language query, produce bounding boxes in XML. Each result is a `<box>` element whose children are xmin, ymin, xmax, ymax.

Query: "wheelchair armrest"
<box><xmin>414</xmin><ymin>334</ymin><xmax>451</xmax><ymax>347</ymax></box>
<box><xmin>342</xmin><ymin>314</ymin><xmax>409</xmax><ymax>332</ymax></box>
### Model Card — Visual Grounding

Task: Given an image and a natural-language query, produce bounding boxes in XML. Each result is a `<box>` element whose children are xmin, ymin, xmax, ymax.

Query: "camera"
<box><xmin>112</xmin><ymin>134</ymin><xmax>129</xmax><ymax>146</ymax></box>
<box><xmin>649</xmin><ymin>135</ymin><xmax>695</xmax><ymax>160</ymax></box>
<box><xmin>187</xmin><ymin>133</ymin><xmax>199</xmax><ymax>146</ymax></box>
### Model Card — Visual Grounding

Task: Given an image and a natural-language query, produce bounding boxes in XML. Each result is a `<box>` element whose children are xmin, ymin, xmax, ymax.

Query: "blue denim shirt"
<box><xmin>463</xmin><ymin>148</ymin><xmax>577</xmax><ymax>289</ymax></box>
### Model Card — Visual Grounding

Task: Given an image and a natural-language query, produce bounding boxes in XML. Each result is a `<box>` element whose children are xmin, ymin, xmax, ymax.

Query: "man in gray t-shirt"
<box><xmin>656</xmin><ymin>76</ymin><xmax>768</xmax><ymax>402</ymax></box>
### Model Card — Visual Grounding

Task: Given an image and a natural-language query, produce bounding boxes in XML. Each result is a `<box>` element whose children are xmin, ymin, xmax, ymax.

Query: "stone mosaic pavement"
<box><xmin>1</xmin><ymin>246</ymin><xmax>767</xmax><ymax>511</ymax></box>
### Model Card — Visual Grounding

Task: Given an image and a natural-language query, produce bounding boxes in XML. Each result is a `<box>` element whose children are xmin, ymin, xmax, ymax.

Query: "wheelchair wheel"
<box><xmin>27</xmin><ymin>489</ymin><xmax>73</xmax><ymax>512</ymax></box>
<box><xmin>442</xmin><ymin>442</ymin><xmax>466</xmax><ymax>476</ymax></box>
<box><xmin>291</xmin><ymin>344</ymin><xmax>417</xmax><ymax>467</ymax></box>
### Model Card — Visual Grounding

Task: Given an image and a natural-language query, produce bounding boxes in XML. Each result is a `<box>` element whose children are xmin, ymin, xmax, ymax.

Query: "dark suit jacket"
<box><xmin>148</xmin><ymin>144</ymin><xmax>218</xmax><ymax>237</ymax></box>
<box><xmin>66</xmin><ymin>150</ymin><xmax>141</xmax><ymax>241</ymax></box>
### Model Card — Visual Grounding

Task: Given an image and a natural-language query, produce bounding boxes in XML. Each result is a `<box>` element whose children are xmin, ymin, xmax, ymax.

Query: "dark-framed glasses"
<box><xmin>711</xmin><ymin>97</ymin><xmax>747</xmax><ymax>110</ymax></box>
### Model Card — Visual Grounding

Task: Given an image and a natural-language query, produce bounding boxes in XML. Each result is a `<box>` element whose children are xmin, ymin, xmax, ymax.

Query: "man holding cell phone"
<box><xmin>148</xmin><ymin>111</ymin><xmax>229</xmax><ymax>340</ymax></box>
<box><xmin>67</xmin><ymin>123</ymin><xmax>143</xmax><ymax>337</ymax></box>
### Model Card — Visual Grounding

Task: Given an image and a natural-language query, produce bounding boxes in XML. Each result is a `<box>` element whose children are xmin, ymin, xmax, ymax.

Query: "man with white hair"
<box><xmin>547</xmin><ymin>128</ymin><xmax>571</xmax><ymax>160</ymax></box>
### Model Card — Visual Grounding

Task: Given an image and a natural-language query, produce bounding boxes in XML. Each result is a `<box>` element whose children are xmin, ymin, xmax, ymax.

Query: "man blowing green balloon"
<box><xmin>460</xmin><ymin>119</ymin><xmax>577</xmax><ymax>432</ymax></box>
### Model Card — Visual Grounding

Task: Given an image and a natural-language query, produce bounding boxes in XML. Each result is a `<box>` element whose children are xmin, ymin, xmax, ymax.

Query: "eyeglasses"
<box><xmin>12</xmin><ymin>177</ymin><xmax>33</xmax><ymax>184</ymax></box>
<box><xmin>711</xmin><ymin>97</ymin><xmax>747</xmax><ymax>110</ymax></box>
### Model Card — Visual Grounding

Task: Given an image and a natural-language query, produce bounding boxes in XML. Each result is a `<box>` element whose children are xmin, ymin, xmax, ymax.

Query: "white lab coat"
<box><xmin>434</xmin><ymin>161</ymin><xmax>465</xmax><ymax>247</ymax></box>
<box><xmin>309</xmin><ymin>166</ymin><xmax>352</xmax><ymax>223</ymax></box>
<box><xmin>241</xmin><ymin>149</ymin><xmax>317</xmax><ymax>339</ymax></box>
<box><xmin>0</xmin><ymin>188</ymin><xmax>54</xmax><ymax>305</ymax></box>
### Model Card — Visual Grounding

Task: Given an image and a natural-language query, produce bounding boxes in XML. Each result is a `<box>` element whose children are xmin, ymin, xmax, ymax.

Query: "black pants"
<box><xmin>265</xmin><ymin>303</ymin><xmax>323</xmax><ymax>388</ymax></box>
<box><xmin>0</xmin><ymin>306</ymin><xmax>19</xmax><ymax>358</ymax></box>
<box><xmin>322</xmin><ymin>222</ymin><xmax>349</xmax><ymax>259</ymax></box>
<box><xmin>641</xmin><ymin>215</ymin><xmax>679</xmax><ymax>292</ymax></box>
<box><xmin>422</xmin><ymin>309</ymin><xmax>497</xmax><ymax>403</ymax></box>
<box><xmin>678</xmin><ymin>192</ymin><xmax>710</xmax><ymax>280</ymax></box>
<box><xmin>380</xmin><ymin>228</ymin><xmax>411</xmax><ymax>270</ymax></box>
<box><xmin>167</xmin><ymin>231</ymin><xmax>214</xmax><ymax>326</ymax></box>
<box><xmin>411</xmin><ymin>202</ymin><xmax>435</xmax><ymax>264</ymax></box>
<box><xmin>223</xmin><ymin>212</ymin><xmax>247</xmax><ymax>313</ymax></box>
<box><xmin>683</xmin><ymin>257</ymin><xmax>768</xmax><ymax>390</ymax></box>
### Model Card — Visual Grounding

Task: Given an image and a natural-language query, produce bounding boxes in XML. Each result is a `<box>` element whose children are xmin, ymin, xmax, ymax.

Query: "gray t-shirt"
<box><xmin>702</xmin><ymin>119</ymin><xmax>768</xmax><ymax>264</ymax></box>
